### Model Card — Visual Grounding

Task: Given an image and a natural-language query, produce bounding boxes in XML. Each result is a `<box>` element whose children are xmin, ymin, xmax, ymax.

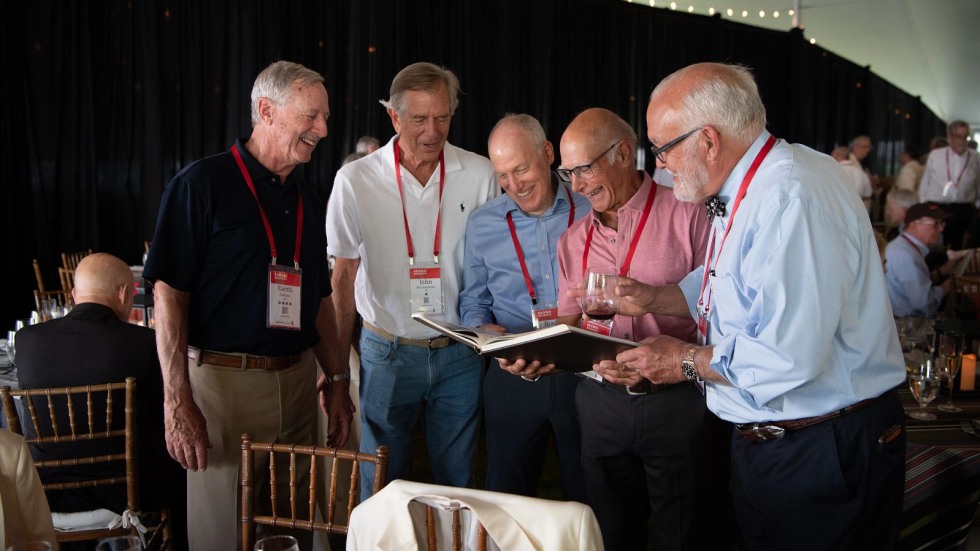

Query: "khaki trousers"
<box><xmin>186</xmin><ymin>350</ymin><xmax>318</xmax><ymax>551</ymax></box>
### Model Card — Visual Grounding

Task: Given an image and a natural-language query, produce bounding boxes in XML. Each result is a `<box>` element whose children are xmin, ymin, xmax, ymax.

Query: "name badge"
<box><xmin>409</xmin><ymin>265</ymin><xmax>444</xmax><ymax>314</ymax></box>
<box><xmin>531</xmin><ymin>302</ymin><xmax>558</xmax><ymax>329</ymax></box>
<box><xmin>268</xmin><ymin>264</ymin><xmax>302</xmax><ymax>330</ymax></box>
<box><xmin>697</xmin><ymin>312</ymin><xmax>708</xmax><ymax>346</ymax></box>
<box><xmin>943</xmin><ymin>180</ymin><xmax>955</xmax><ymax>197</ymax></box>
<box><xmin>583</xmin><ymin>318</ymin><xmax>613</xmax><ymax>336</ymax></box>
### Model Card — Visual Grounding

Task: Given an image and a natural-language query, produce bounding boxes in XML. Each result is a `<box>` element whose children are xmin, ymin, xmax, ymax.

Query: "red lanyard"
<box><xmin>946</xmin><ymin>149</ymin><xmax>969</xmax><ymax>187</ymax></box>
<box><xmin>697</xmin><ymin>135</ymin><xmax>777</xmax><ymax>316</ymax></box>
<box><xmin>581</xmin><ymin>180</ymin><xmax>656</xmax><ymax>278</ymax></box>
<box><xmin>506</xmin><ymin>183</ymin><xmax>576</xmax><ymax>304</ymax></box>
<box><xmin>231</xmin><ymin>145</ymin><xmax>303</xmax><ymax>268</ymax></box>
<box><xmin>394</xmin><ymin>141</ymin><xmax>445</xmax><ymax>265</ymax></box>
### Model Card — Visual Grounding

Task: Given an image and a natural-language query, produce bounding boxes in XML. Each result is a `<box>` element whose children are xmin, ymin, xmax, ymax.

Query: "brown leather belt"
<box><xmin>187</xmin><ymin>346</ymin><xmax>302</xmax><ymax>371</ymax></box>
<box><xmin>735</xmin><ymin>396</ymin><xmax>879</xmax><ymax>443</ymax></box>
<box><xmin>362</xmin><ymin>321</ymin><xmax>453</xmax><ymax>349</ymax></box>
<box><xmin>606</xmin><ymin>379</ymin><xmax>679</xmax><ymax>395</ymax></box>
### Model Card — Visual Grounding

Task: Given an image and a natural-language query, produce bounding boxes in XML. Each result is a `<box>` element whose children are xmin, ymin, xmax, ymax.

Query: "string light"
<box><xmin>688</xmin><ymin>5</ymin><xmax>695</xmax><ymax>12</ymax></box>
<box><xmin>741</xmin><ymin>10</ymin><xmax>748</xmax><ymax>17</ymax></box>
<box><xmin>773</xmin><ymin>10</ymin><xmax>779</xmax><ymax>18</ymax></box>
<box><xmin>726</xmin><ymin>8</ymin><xmax>733</xmax><ymax>16</ymax></box>
<box><xmin>759</xmin><ymin>10</ymin><xmax>765</xmax><ymax>17</ymax></box>
<box><xmin>670</xmin><ymin>2</ymin><xmax>677</xmax><ymax>9</ymax></box>
<box><xmin>708</xmin><ymin>7</ymin><xmax>715</xmax><ymax>15</ymax></box>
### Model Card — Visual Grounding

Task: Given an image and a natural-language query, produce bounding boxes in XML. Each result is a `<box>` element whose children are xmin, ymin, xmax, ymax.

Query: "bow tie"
<box><xmin>705</xmin><ymin>196</ymin><xmax>726</xmax><ymax>220</ymax></box>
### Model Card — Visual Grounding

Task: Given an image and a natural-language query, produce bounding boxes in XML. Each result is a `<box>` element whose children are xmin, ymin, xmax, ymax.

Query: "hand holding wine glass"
<box><xmin>580</xmin><ymin>267</ymin><xmax>619</xmax><ymax>321</ymax></box>
<box><xmin>908</xmin><ymin>360</ymin><xmax>941</xmax><ymax>420</ymax></box>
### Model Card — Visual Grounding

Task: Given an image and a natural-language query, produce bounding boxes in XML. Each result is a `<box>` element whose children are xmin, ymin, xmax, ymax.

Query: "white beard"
<box><xmin>671</xmin><ymin>146</ymin><xmax>709</xmax><ymax>203</ymax></box>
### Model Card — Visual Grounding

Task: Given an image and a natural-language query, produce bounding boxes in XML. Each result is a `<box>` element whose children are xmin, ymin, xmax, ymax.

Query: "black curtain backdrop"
<box><xmin>1</xmin><ymin>0</ymin><xmax>945</xmax><ymax>329</ymax></box>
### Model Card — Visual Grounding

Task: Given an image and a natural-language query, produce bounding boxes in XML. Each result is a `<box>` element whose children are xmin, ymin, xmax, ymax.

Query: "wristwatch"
<box><xmin>323</xmin><ymin>371</ymin><xmax>351</xmax><ymax>385</ymax></box>
<box><xmin>681</xmin><ymin>346</ymin><xmax>699</xmax><ymax>382</ymax></box>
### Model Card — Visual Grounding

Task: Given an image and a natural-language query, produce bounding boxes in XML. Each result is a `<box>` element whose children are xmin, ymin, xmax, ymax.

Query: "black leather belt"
<box><xmin>735</xmin><ymin>396</ymin><xmax>879</xmax><ymax>443</ymax></box>
<box><xmin>363</xmin><ymin>321</ymin><xmax>453</xmax><ymax>349</ymax></box>
<box><xmin>187</xmin><ymin>346</ymin><xmax>302</xmax><ymax>371</ymax></box>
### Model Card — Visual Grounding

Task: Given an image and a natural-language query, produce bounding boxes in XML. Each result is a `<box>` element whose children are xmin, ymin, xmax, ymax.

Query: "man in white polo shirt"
<box><xmin>327</xmin><ymin>62</ymin><xmax>499</xmax><ymax>500</ymax></box>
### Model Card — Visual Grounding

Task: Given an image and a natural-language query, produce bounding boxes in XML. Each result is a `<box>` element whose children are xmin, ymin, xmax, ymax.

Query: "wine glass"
<box><xmin>5</xmin><ymin>541</ymin><xmax>55</xmax><ymax>551</ymax></box>
<box><xmin>579</xmin><ymin>267</ymin><xmax>619</xmax><ymax>321</ymax></box>
<box><xmin>937</xmin><ymin>330</ymin><xmax>964</xmax><ymax>412</ymax></box>
<box><xmin>5</xmin><ymin>329</ymin><xmax>17</xmax><ymax>367</ymax></box>
<box><xmin>254</xmin><ymin>535</ymin><xmax>299</xmax><ymax>551</ymax></box>
<box><xmin>908</xmin><ymin>360</ymin><xmax>941</xmax><ymax>420</ymax></box>
<box><xmin>94</xmin><ymin>535</ymin><xmax>143</xmax><ymax>551</ymax></box>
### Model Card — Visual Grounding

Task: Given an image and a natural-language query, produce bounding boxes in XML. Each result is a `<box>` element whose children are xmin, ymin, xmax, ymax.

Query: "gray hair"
<box><xmin>650</xmin><ymin>63</ymin><xmax>766</xmax><ymax>145</ymax></box>
<box><xmin>488</xmin><ymin>113</ymin><xmax>547</xmax><ymax>154</ymax></box>
<box><xmin>948</xmin><ymin>119</ymin><xmax>969</xmax><ymax>135</ymax></box>
<box><xmin>355</xmin><ymin>135</ymin><xmax>380</xmax><ymax>154</ymax></box>
<box><xmin>886</xmin><ymin>188</ymin><xmax>918</xmax><ymax>209</ymax></box>
<box><xmin>250</xmin><ymin>61</ymin><xmax>325</xmax><ymax>126</ymax></box>
<box><xmin>379</xmin><ymin>62</ymin><xmax>461</xmax><ymax>116</ymax></box>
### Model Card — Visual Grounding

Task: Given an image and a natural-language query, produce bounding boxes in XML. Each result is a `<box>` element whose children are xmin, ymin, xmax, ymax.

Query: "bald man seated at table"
<box><xmin>15</xmin><ymin>253</ymin><xmax>186</xmax><ymax>548</ymax></box>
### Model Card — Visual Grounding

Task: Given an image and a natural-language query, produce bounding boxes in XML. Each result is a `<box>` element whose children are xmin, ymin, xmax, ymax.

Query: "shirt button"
<box><xmin>544</xmin><ymin>274</ymin><xmax>550</xmax><ymax>280</ymax></box>
<box><xmin>610</xmin><ymin>238</ymin><xmax>616</xmax><ymax>244</ymax></box>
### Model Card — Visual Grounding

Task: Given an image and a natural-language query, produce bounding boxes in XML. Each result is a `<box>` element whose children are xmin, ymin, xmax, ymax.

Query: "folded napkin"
<box><xmin>52</xmin><ymin>509</ymin><xmax>120</xmax><ymax>532</ymax></box>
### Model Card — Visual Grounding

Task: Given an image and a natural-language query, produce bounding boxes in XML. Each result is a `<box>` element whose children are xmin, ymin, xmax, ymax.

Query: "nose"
<box><xmin>314</xmin><ymin>115</ymin><xmax>329</xmax><ymax>138</ymax></box>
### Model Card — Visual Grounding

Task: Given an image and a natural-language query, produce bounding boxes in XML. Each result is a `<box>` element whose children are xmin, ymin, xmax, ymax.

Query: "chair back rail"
<box><xmin>239</xmin><ymin>434</ymin><xmax>389</xmax><ymax>551</ymax></box>
<box><xmin>0</xmin><ymin>378</ymin><xmax>170</xmax><ymax>548</ymax></box>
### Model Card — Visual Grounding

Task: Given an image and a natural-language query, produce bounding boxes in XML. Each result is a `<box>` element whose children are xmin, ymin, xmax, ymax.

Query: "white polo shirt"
<box><xmin>327</xmin><ymin>136</ymin><xmax>499</xmax><ymax>339</ymax></box>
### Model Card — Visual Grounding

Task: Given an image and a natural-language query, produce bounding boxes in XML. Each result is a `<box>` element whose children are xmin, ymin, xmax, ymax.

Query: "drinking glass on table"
<box><xmin>6</xmin><ymin>541</ymin><xmax>54</xmax><ymax>551</ymax></box>
<box><xmin>937</xmin><ymin>330</ymin><xmax>964</xmax><ymax>412</ymax></box>
<box><xmin>908</xmin><ymin>360</ymin><xmax>941</xmax><ymax>420</ymax></box>
<box><xmin>254</xmin><ymin>535</ymin><xmax>299</xmax><ymax>551</ymax></box>
<box><xmin>94</xmin><ymin>535</ymin><xmax>142</xmax><ymax>551</ymax></box>
<box><xmin>580</xmin><ymin>267</ymin><xmax>619</xmax><ymax>321</ymax></box>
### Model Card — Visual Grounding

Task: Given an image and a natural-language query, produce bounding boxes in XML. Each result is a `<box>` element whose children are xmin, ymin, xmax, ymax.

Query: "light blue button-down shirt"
<box><xmin>885</xmin><ymin>233</ymin><xmax>945</xmax><ymax>317</ymax></box>
<box><xmin>677</xmin><ymin>131</ymin><xmax>906</xmax><ymax>424</ymax></box>
<box><xmin>460</xmin><ymin>176</ymin><xmax>590</xmax><ymax>332</ymax></box>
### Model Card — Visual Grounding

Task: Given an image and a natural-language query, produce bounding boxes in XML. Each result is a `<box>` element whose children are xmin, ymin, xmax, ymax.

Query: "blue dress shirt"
<box><xmin>460</xmin><ymin>176</ymin><xmax>590</xmax><ymax>332</ymax></box>
<box><xmin>677</xmin><ymin>131</ymin><xmax>906</xmax><ymax>424</ymax></box>
<box><xmin>885</xmin><ymin>233</ymin><xmax>944</xmax><ymax>317</ymax></box>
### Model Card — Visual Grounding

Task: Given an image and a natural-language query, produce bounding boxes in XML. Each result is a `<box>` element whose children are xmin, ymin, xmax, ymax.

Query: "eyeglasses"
<box><xmin>915</xmin><ymin>219</ymin><xmax>946</xmax><ymax>228</ymax></box>
<box><xmin>556</xmin><ymin>143</ymin><xmax>618</xmax><ymax>183</ymax></box>
<box><xmin>649</xmin><ymin>127</ymin><xmax>701</xmax><ymax>164</ymax></box>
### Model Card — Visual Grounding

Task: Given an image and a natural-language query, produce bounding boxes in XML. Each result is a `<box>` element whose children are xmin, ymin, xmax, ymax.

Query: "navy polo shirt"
<box><xmin>144</xmin><ymin>138</ymin><xmax>331</xmax><ymax>356</ymax></box>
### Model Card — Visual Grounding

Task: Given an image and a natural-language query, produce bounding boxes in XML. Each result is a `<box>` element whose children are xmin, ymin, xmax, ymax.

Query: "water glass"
<box><xmin>908</xmin><ymin>360</ymin><xmax>941</xmax><ymax>420</ymax></box>
<box><xmin>254</xmin><ymin>535</ymin><xmax>299</xmax><ymax>551</ymax></box>
<box><xmin>95</xmin><ymin>535</ymin><xmax>143</xmax><ymax>551</ymax></box>
<box><xmin>5</xmin><ymin>541</ymin><xmax>54</xmax><ymax>551</ymax></box>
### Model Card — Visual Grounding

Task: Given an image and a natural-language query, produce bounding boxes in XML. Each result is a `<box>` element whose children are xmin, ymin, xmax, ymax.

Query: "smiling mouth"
<box><xmin>585</xmin><ymin>187</ymin><xmax>602</xmax><ymax>198</ymax></box>
<box><xmin>516</xmin><ymin>186</ymin><xmax>534</xmax><ymax>198</ymax></box>
<box><xmin>301</xmin><ymin>137</ymin><xmax>318</xmax><ymax>147</ymax></box>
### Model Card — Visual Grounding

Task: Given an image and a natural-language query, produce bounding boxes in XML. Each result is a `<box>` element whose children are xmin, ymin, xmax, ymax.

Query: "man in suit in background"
<box><xmin>15</xmin><ymin>252</ymin><xmax>186</xmax><ymax>548</ymax></box>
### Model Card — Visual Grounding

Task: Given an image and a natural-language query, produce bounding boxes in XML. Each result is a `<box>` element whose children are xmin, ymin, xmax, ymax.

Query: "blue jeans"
<box><xmin>357</xmin><ymin>329</ymin><xmax>483</xmax><ymax>501</ymax></box>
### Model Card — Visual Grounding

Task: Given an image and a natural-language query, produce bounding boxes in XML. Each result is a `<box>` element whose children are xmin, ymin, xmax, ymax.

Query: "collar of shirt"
<box><xmin>709</xmin><ymin>131</ymin><xmax>771</xmax><ymax>227</ymax></box>
<box><xmin>235</xmin><ymin>137</ymin><xmax>298</xmax><ymax>190</ymax></box>
<box><xmin>899</xmin><ymin>231</ymin><xmax>929</xmax><ymax>255</ymax></box>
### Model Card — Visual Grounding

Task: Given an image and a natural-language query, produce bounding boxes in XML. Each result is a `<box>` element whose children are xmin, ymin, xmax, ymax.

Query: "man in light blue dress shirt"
<box><xmin>886</xmin><ymin>202</ymin><xmax>954</xmax><ymax>317</ymax></box>
<box><xmin>460</xmin><ymin>114</ymin><xmax>591</xmax><ymax>503</ymax></box>
<box><xmin>601</xmin><ymin>63</ymin><xmax>908</xmax><ymax>550</ymax></box>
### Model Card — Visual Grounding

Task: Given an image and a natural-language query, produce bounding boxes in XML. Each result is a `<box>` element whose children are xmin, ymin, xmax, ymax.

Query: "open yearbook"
<box><xmin>412</xmin><ymin>313</ymin><xmax>637</xmax><ymax>371</ymax></box>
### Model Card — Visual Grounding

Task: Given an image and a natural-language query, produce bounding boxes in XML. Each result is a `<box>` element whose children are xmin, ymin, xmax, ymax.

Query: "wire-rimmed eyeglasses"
<box><xmin>556</xmin><ymin>142</ymin><xmax>619</xmax><ymax>183</ymax></box>
<box><xmin>649</xmin><ymin>127</ymin><xmax>701</xmax><ymax>164</ymax></box>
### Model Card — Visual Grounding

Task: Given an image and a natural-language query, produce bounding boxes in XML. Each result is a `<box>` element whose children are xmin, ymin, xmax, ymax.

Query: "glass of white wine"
<box><xmin>937</xmin><ymin>330</ymin><xmax>964</xmax><ymax>413</ymax></box>
<box><xmin>908</xmin><ymin>360</ymin><xmax>941</xmax><ymax>421</ymax></box>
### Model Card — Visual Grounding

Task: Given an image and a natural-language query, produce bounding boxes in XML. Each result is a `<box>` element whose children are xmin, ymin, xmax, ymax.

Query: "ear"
<box><xmin>543</xmin><ymin>141</ymin><xmax>555</xmax><ymax>166</ymax></box>
<box><xmin>701</xmin><ymin>126</ymin><xmax>722</xmax><ymax>163</ymax></box>
<box><xmin>388</xmin><ymin>107</ymin><xmax>402</xmax><ymax>135</ymax></box>
<box><xmin>619</xmin><ymin>140</ymin><xmax>636</xmax><ymax>166</ymax></box>
<box><xmin>256</xmin><ymin>97</ymin><xmax>275</xmax><ymax>125</ymax></box>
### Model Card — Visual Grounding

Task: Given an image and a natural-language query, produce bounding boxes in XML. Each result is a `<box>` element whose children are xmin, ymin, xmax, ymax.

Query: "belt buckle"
<box><xmin>738</xmin><ymin>423</ymin><xmax>786</xmax><ymax>443</ymax></box>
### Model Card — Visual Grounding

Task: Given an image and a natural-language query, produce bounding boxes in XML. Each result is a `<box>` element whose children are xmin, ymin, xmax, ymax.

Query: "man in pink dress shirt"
<box><xmin>529</xmin><ymin>107</ymin><xmax>730</xmax><ymax>551</ymax></box>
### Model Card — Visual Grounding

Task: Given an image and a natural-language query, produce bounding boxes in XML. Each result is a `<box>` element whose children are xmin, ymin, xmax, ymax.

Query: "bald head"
<box><xmin>559</xmin><ymin>108</ymin><xmax>639</xmax><ymax>225</ymax></box>
<box><xmin>73</xmin><ymin>253</ymin><xmax>136</xmax><ymax>321</ymax></box>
